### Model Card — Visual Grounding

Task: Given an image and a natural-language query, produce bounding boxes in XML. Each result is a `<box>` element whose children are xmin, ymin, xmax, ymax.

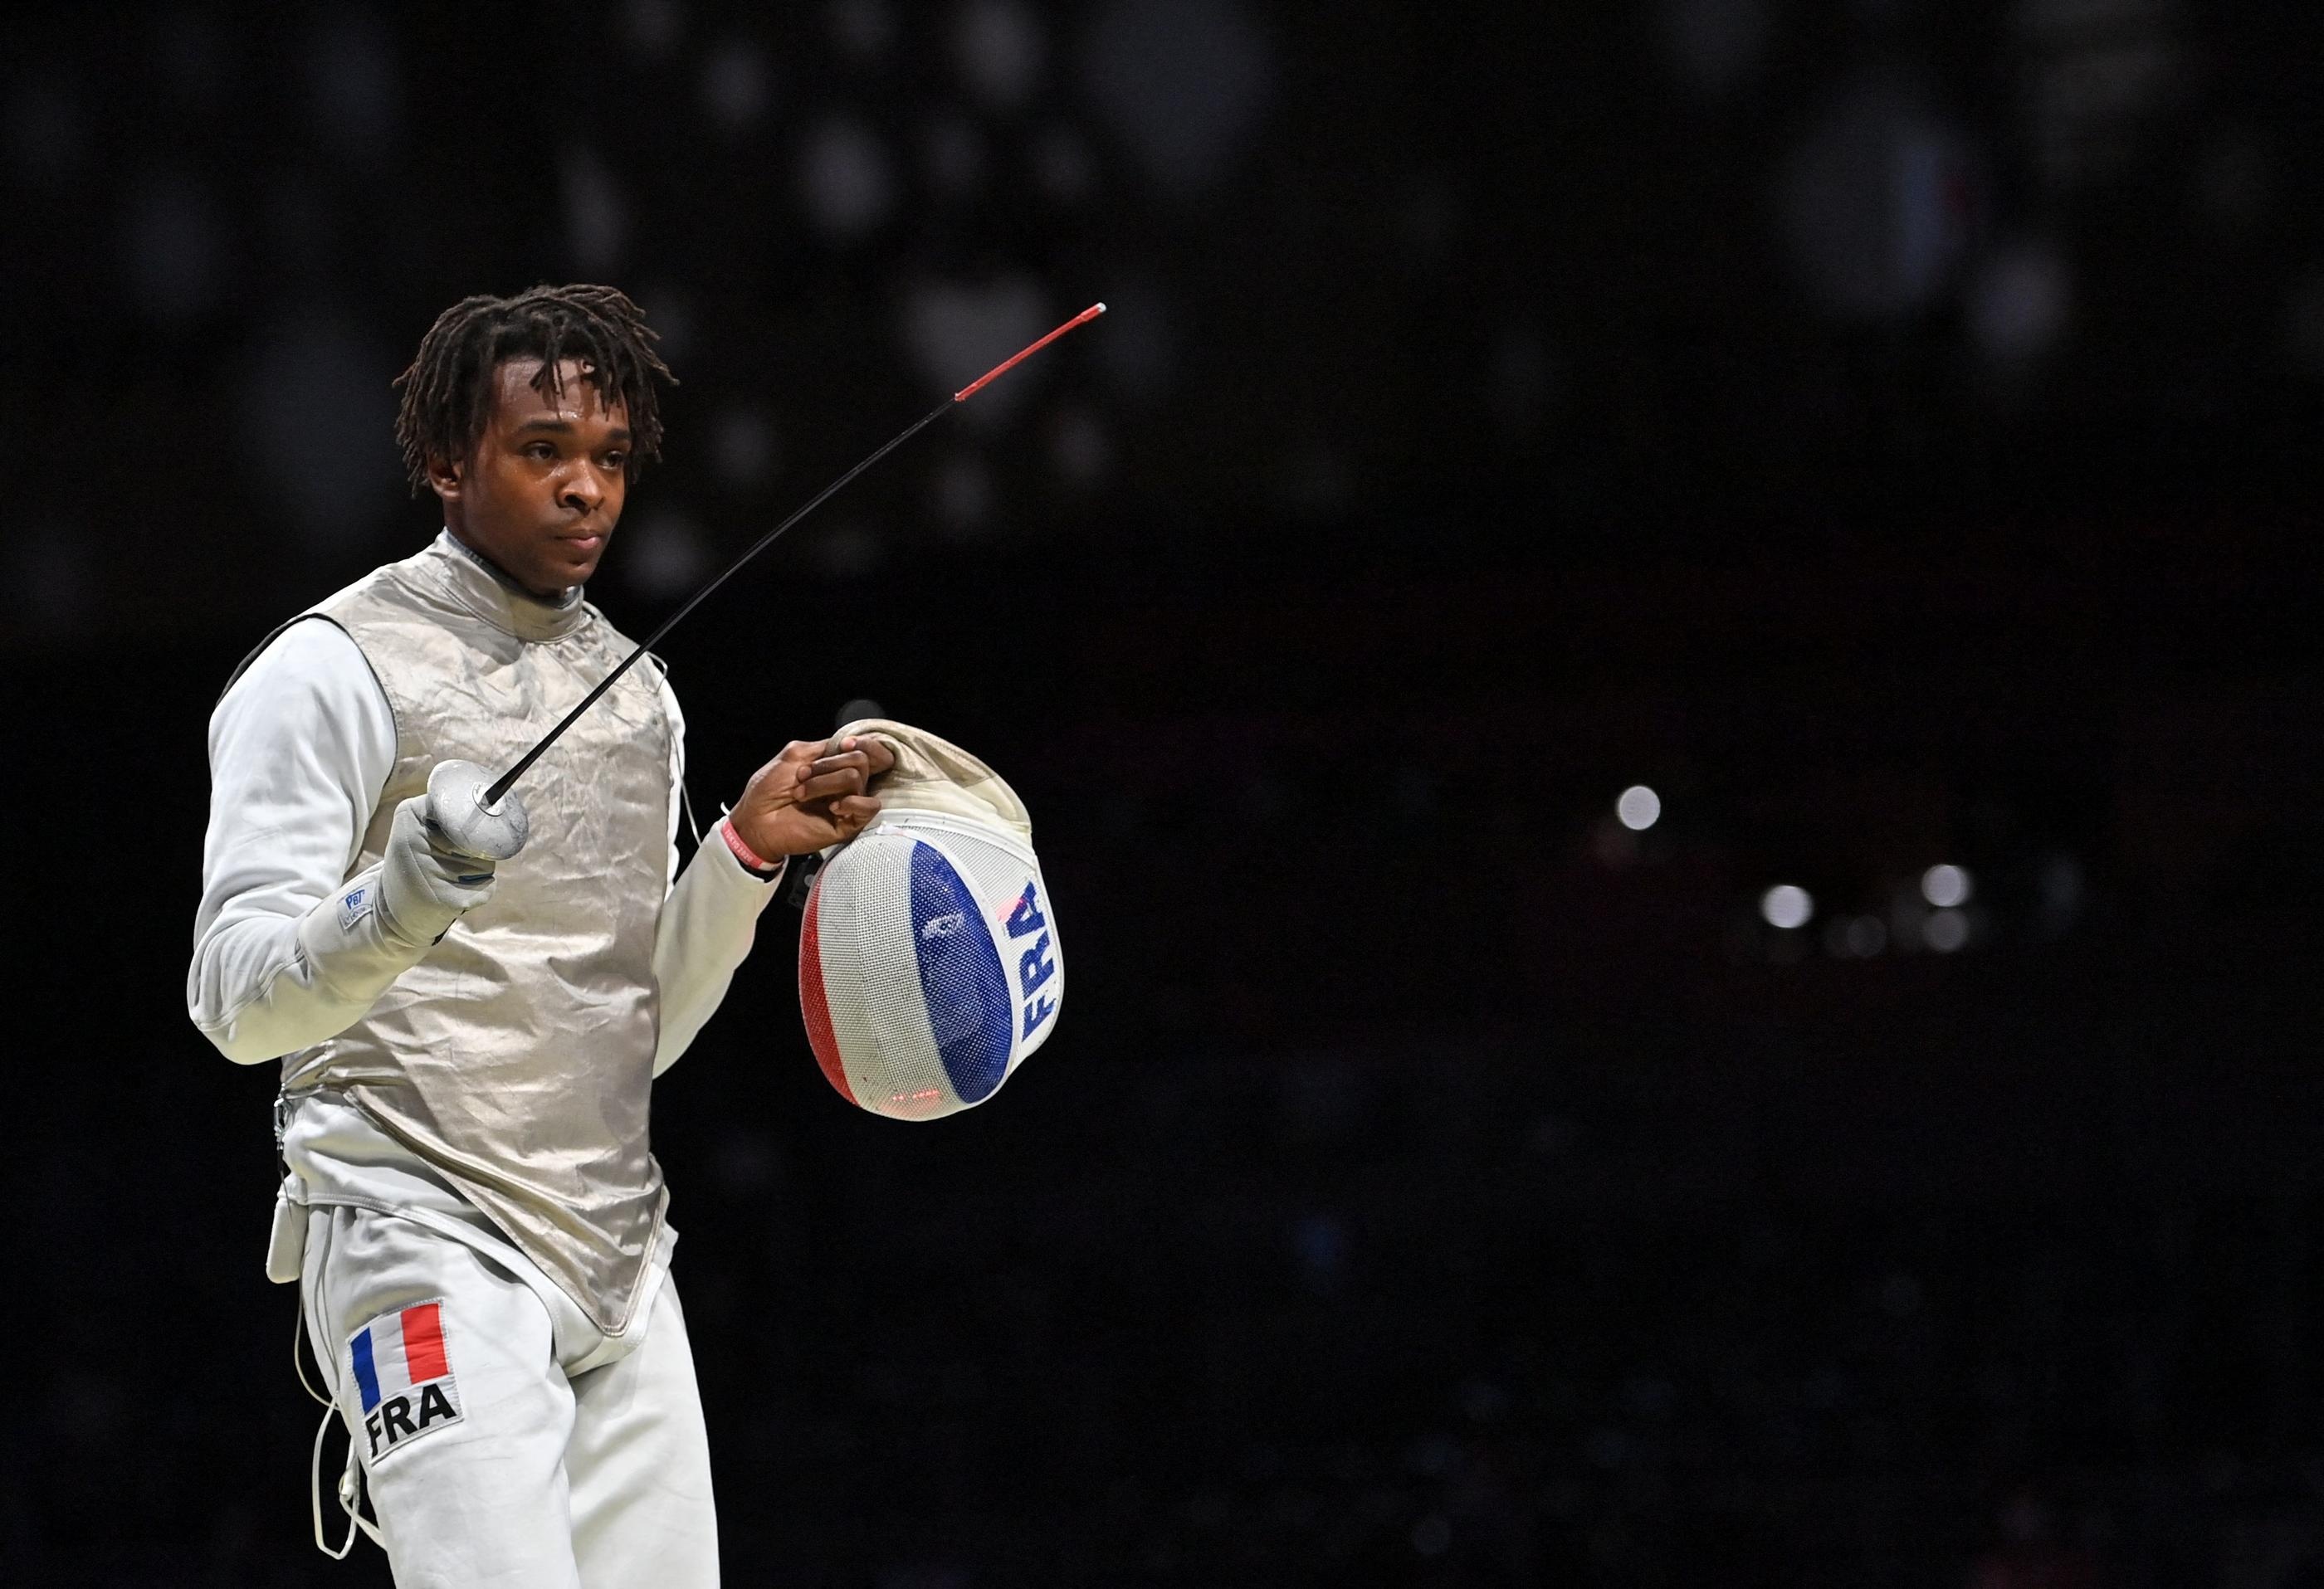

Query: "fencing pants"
<box><xmin>300</xmin><ymin>1202</ymin><xmax>720</xmax><ymax>1587</ymax></box>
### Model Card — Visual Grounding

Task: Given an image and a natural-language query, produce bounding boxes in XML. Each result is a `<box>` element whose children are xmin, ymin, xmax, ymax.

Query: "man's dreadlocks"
<box><xmin>393</xmin><ymin>284</ymin><xmax>675</xmax><ymax>494</ymax></box>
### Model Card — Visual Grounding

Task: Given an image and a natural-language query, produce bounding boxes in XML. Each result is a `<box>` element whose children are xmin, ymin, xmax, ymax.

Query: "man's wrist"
<box><xmin>719</xmin><ymin>816</ymin><xmax>784</xmax><ymax>880</ymax></box>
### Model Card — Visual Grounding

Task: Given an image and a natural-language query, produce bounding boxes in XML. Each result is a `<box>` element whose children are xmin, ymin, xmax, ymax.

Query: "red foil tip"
<box><xmin>953</xmin><ymin>303</ymin><xmax>1108</xmax><ymax>402</ymax></box>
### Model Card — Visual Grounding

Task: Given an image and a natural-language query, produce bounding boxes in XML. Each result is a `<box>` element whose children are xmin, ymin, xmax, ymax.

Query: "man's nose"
<box><xmin>559</xmin><ymin>466</ymin><xmax>603</xmax><ymax>514</ymax></box>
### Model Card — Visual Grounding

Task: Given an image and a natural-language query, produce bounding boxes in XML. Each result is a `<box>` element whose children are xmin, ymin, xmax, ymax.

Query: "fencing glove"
<box><xmin>290</xmin><ymin>792</ymin><xmax>502</xmax><ymax>1016</ymax></box>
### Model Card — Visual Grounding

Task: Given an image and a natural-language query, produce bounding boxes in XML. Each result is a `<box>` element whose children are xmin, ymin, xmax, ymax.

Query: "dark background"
<box><xmin>7</xmin><ymin>0</ymin><xmax>2324</xmax><ymax>1583</ymax></box>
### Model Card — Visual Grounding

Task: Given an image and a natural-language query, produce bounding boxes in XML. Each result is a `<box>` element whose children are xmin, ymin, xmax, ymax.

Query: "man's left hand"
<box><xmin>727</xmin><ymin>734</ymin><xmax>898</xmax><ymax>860</ymax></box>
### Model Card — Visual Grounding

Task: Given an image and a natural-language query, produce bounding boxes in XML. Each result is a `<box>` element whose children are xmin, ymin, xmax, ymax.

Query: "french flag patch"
<box><xmin>346</xmin><ymin>1300</ymin><xmax>463</xmax><ymax>1461</ymax></box>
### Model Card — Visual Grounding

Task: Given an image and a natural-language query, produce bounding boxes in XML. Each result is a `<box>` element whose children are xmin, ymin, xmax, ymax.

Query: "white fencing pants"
<box><xmin>300</xmin><ymin>1203</ymin><xmax>720</xmax><ymax>1587</ymax></box>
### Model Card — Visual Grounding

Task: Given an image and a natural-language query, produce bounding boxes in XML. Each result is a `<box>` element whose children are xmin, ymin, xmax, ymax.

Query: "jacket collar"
<box><xmin>422</xmin><ymin>529</ymin><xmax>588</xmax><ymax>642</ymax></box>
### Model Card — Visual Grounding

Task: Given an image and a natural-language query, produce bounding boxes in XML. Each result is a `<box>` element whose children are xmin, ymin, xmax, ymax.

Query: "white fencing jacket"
<box><xmin>190</xmin><ymin>547</ymin><xmax>781</xmax><ymax>1319</ymax></box>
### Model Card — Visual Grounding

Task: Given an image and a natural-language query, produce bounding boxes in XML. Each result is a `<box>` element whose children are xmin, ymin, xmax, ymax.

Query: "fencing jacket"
<box><xmin>190</xmin><ymin>531</ymin><xmax>780</xmax><ymax>1333</ymax></box>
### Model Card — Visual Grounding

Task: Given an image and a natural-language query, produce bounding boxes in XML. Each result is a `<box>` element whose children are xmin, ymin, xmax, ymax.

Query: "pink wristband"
<box><xmin>720</xmin><ymin>816</ymin><xmax>779</xmax><ymax>875</ymax></box>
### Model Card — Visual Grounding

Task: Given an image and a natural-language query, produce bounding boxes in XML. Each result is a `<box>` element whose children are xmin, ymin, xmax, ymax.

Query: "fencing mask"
<box><xmin>798</xmin><ymin>719</ymin><xmax>1062</xmax><ymax>1120</ymax></box>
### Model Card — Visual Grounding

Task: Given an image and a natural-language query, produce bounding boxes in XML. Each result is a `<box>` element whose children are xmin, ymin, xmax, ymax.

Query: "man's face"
<box><xmin>432</xmin><ymin>357</ymin><xmax>631</xmax><ymax>597</ymax></box>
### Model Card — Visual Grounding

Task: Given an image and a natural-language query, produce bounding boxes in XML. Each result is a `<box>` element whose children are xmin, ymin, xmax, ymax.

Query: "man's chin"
<box><xmin>544</xmin><ymin>536</ymin><xmax>608</xmax><ymax>588</ymax></box>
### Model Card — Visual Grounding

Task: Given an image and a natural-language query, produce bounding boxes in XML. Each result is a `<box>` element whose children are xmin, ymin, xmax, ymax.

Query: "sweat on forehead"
<box><xmin>494</xmin><ymin>358</ymin><xmax>627</xmax><ymax>422</ymax></box>
<box><xmin>393</xmin><ymin>283</ymin><xmax>675</xmax><ymax>490</ymax></box>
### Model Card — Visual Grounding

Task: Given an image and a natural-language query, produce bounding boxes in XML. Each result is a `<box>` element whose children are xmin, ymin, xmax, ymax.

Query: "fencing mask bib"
<box><xmin>798</xmin><ymin>719</ymin><xmax>1062</xmax><ymax>1120</ymax></box>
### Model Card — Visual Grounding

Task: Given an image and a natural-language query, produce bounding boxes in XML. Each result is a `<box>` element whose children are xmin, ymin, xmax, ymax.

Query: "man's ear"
<box><xmin>426</xmin><ymin>452</ymin><xmax>464</xmax><ymax>504</ymax></box>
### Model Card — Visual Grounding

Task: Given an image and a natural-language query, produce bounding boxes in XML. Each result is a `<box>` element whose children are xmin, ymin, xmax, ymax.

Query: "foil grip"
<box><xmin>423</xmin><ymin>759</ymin><xmax>530</xmax><ymax>861</ymax></box>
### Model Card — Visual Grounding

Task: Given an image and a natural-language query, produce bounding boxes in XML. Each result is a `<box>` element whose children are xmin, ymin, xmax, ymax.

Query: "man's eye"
<box><xmin>603</xmin><ymin>452</ymin><xmax>627</xmax><ymax>470</ymax></box>
<box><xmin>526</xmin><ymin>442</ymin><xmax>557</xmax><ymax>461</ymax></box>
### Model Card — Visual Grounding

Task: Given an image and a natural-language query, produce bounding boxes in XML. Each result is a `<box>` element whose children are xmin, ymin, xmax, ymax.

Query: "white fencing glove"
<box><xmin>290</xmin><ymin>792</ymin><xmax>513</xmax><ymax>1013</ymax></box>
<box><xmin>379</xmin><ymin>794</ymin><xmax>503</xmax><ymax>947</ymax></box>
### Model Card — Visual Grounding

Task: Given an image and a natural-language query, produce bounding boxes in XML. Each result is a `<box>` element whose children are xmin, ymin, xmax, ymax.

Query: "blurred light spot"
<box><xmin>1779</xmin><ymin>79</ymin><xmax>1975</xmax><ymax>320</ymax></box>
<box><xmin>48</xmin><ymin>1369</ymin><xmax>128</xmax><ymax>1448</ymax></box>
<box><xmin>1921</xmin><ymin>863</ymin><xmax>1972</xmax><ymax>909</ymax></box>
<box><xmin>954</xmin><ymin>0</ymin><xmax>1044</xmax><ymax>110</ymax></box>
<box><xmin>710</xmin><ymin>410</ymin><xmax>778</xmax><ymax>490</ymax></box>
<box><xmin>305</xmin><ymin>8</ymin><xmax>402</xmax><ymax>162</ymax></box>
<box><xmin>1411</xmin><ymin>1513</ymin><xmax>1452</xmax><ymax>1556</ymax></box>
<box><xmin>1882</xmin><ymin>1271</ymin><xmax>1923</xmax><ymax>1317</ymax></box>
<box><xmin>1584</xmin><ymin>1428</ymin><xmax>1632</xmax><ymax>1469</ymax></box>
<box><xmin>1924</xmin><ymin>908</ymin><xmax>1970</xmax><ymax>953</ymax></box>
<box><xmin>1406</xmin><ymin>1434</ymin><xmax>1455</xmax><ymax>1476</ymax></box>
<box><xmin>1590</xmin><ymin>817</ymin><xmax>1639</xmax><ymax>869</ymax></box>
<box><xmin>1616</xmin><ymin>785</ymin><xmax>1661</xmax><ymax>831</ymax></box>
<box><xmin>1398</xmin><ymin>174</ymin><xmax>1457</xmax><ymax>269</ymax></box>
<box><xmin>562</xmin><ymin>149</ymin><xmax>627</xmax><ymax>274</ymax></box>
<box><xmin>11</xmin><ymin>524</ymin><xmax>90</xmax><ymax>635</ymax></box>
<box><xmin>2016</xmin><ymin>0</ymin><xmax>2181</xmax><ymax>193</ymax></box>
<box><xmin>1623</xmin><ymin>1375</ymin><xmax>1677</xmax><ymax>1418</ymax></box>
<box><xmin>1761</xmin><ymin>885</ymin><xmax>1814</xmax><ymax>930</ymax></box>
<box><xmin>801</xmin><ymin>117</ymin><xmax>894</xmax><ymax>240</ymax></box>
<box><xmin>1492</xmin><ymin>323</ymin><xmax>1552</xmax><ymax>436</ymax></box>
<box><xmin>1049</xmin><ymin>407</ymin><xmax>1111</xmax><ymax>486</ymax></box>
<box><xmin>239</xmin><ymin>312</ymin><xmax>399</xmax><ymax>544</ymax></box>
<box><xmin>1033</xmin><ymin>126</ymin><xmax>1096</xmax><ymax>201</ymax></box>
<box><xmin>1661</xmin><ymin>0</ymin><xmax>1768</xmax><ymax>98</ymax></box>
<box><xmin>900</xmin><ymin>275</ymin><xmax>1050</xmax><ymax>422</ymax></box>
<box><xmin>639</xmin><ymin>285</ymin><xmax>696</xmax><ymax>363</ymax></box>
<box><xmin>923</xmin><ymin>115</ymin><xmax>986</xmax><ymax>200</ymax></box>
<box><xmin>1528</xmin><ymin>1114</ymin><xmax>1577</xmax><ymax>1157</ymax></box>
<box><xmin>712</xmin><ymin>1128</ymin><xmax>778</xmax><ymax>1193</ymax></box>
<box><xmin>1828</xmin><ymin>914</ymin><xmax>1887</xmax><ymax>958</ymax></box>
<box><xmin>120</xmin><ymin>169</ymin><xmax>228</xmax><ymax>323</ymax></box>
<box><xmin>934</xmin><ymin>451</ymin><xmax>992</xmax><ymax>533</ymax></box>
<box><xmin>2195</xmin><ymin>129</ymin><xmax>2268</xmax><ymax>236</ymax></box>
<box><xmin>2038</xmin><ymin>853</ymin><xmax>2083</xmax><ymax>935</ymax></box>
<box><xmin>1966</xmin><ymin>241</ymin><xmax>2071</xmax><ymax>367</ymax></box>
<box><xmin>155</xmin><ymin>9</ymin><xmax>228</xmax><ymax>108</ymax></box>
<box><xmin>837</xmin><ymin>696</ymin><xmax>888</xmax><ymax>725</ymax></box>
<box><xmin>621</xmin><ymin>0</ymin><xmax>684</xmax><ymax>55</ymax></box>
<box><xmin>7</xmin><ymin>74</ymin><xmax>86</xmax><ymax>185</ymax></box>
<box><xmin>828</xmin><ymin>0</ymin><xmax>896</xmax><ymax>57</ymax></box>
<box><xmin>701</xmin><ymin>40</ymin><xmax>772</xmax><ymax>129</ymax></box>
<box><xmin>1082</xmin><ymin>0</ymin><xmax>1272</xmax><ymax>198</ymax></box>
<box><xmin>2286</xmin><ymin>275</ymin><xmax>2324</xmax><ymax>377</ymax></box>
<box><xmin>1291</xmin><ymin>1212</ymin><xmax>1347</xmax><ymax>1291</ymax></box>
<box><xmin>1279</xmin><ymin>443</ymin><xmax>1351</xmax><ymax>517</ymax></box>
<box><xmin>622</xmin><ymin>509</ymin><xmax>710</xmax><ymax>600</ymax></box>
<box><xmin>813</xmin><ymin>520</ymin><xmax>884</xmax><ymax>578</ymax></box>
<box><xmin>1091</xmin><ymin>281</ymin><xmax>1174</xmax><ymax>402</ymax></box>
<box><xmin>1889</xmin><ymin>890</ymin><xmax>1927</xmax><ymax>952</ymax></box>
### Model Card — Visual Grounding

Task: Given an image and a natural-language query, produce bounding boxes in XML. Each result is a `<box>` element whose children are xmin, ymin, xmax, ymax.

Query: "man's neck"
<box><xmin>444</xmin><ymin>527</ymin><xmax>579</xmax><ymax>605</ymax></box>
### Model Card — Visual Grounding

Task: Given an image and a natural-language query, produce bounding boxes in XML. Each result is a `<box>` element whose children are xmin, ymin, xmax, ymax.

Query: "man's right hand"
<box><xmin>378</xmin><ymin>796</ymin><xmax>500</xmax><ymax>947</ymax></box>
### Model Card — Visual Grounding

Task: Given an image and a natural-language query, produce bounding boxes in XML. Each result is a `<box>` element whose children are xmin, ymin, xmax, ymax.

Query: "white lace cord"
<box><xmin>311</xmin><ymin>1406</ymin><xmax>359</xmax><ymax>1559</ymax></box>
<box><xmin>295</xmin><ymin>1263</ymin><xmax>383</xmax><ymax>1555</ymax></box>
<box><xmin>292</xmin><ymin>1294</ymin><xmax>332</xmax><ymax>1409</ymax></box>
<box><xmin>340</xmin><ymin>1443</ymin><xmax>386</xmax><ymax>1550</ymax></box>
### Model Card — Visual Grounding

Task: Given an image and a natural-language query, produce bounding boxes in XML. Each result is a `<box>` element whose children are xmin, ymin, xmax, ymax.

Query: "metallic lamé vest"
<box><xmin>268</xmin><ymin>534</ymin><xmax>674</xmax><ymax>1333</ymax></box>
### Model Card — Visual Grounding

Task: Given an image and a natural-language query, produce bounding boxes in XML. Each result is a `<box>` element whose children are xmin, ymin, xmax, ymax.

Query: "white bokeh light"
<box><xmin>1616</xmin><ymin>786</ymin><xmax>1662</xmax><ymax>831</ymax></box>
<box><xmin>1924</xmin><ymin>909</ymin><xmax>1970</xmax><ymax>953</ymax></box>
<box><xmin>1921</xmin><ymin>864</ymin><xmax>1972</xmax><ymax>909</ymax></box>
<box><xmin>1760</xmin><ymin>885</ymin><xmax>1814</xmax><ymax>930</ymax></box>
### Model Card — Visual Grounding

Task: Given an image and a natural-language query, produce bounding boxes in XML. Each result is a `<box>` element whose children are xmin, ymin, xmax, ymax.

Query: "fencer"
<box><xmin>188</xmin><ymin>284</ymin><xmax>891</xmax><ymax>1586</ymax></box>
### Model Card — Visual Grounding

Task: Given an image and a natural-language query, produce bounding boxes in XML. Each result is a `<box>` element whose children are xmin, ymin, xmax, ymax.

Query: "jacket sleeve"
<box><xmin>650</xmin><ymin>671</ymin><xmax>784</xmax><ymax>1076</ymax></box>
<box><xmin>187</xmin><ymin>619</ymin><xmax>421</xmax><ymax>1063</ymax></box>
